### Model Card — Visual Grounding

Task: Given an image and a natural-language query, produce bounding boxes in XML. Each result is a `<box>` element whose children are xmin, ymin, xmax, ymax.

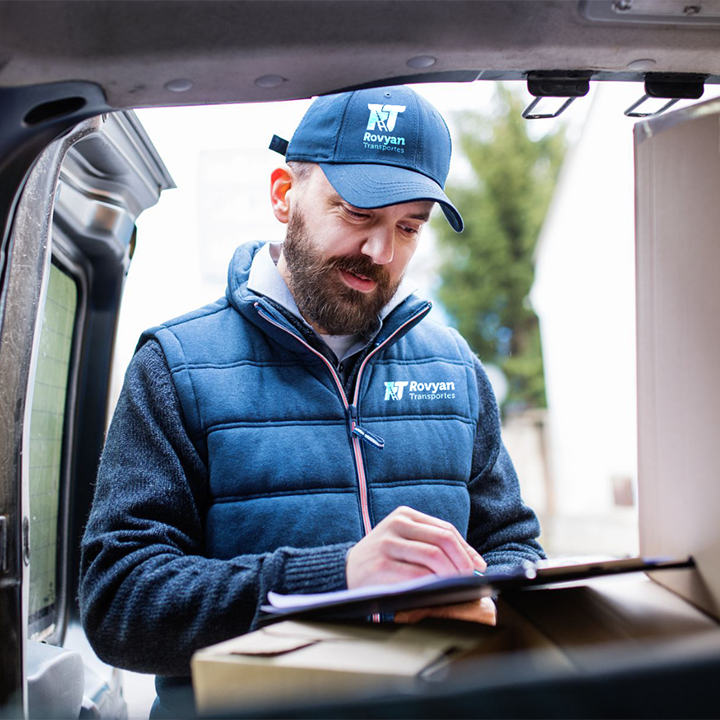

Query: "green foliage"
<box><xmin>434</xmin><ymin>85</ymin><xmax>566</xmax><ymax>410</ymax></box>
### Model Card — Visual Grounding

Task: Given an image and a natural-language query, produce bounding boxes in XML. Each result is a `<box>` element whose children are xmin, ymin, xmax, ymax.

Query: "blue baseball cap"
<box><xmin>270</xmin><ymin>85</ymin><xmax>464</xmax><ymax>232</ymax></box>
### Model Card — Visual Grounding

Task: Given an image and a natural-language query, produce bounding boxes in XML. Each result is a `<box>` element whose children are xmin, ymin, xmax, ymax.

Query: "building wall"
<box><xmin>530</xmin><ymin>83</ymin><xmax>640</xmax><ymax>555</ymax></box>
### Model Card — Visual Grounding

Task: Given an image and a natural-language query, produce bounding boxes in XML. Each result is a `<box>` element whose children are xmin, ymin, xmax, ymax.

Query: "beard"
<box><xmin>282</xmin><ymin>209</ymin><xmax>401</xmax><ymax>335</ymax></box>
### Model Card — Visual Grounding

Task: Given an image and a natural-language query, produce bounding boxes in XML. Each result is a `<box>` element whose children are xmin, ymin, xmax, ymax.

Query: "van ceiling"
<box><xmin>1</xmin><ymin>0</ymin><xmax>719</xmax><ymax>108</ymax></box>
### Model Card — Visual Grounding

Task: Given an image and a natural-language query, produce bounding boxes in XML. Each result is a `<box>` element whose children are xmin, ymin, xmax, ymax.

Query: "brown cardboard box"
<box><xmin>192</xmin><ymin>619</ymin><xmax>498</xmax><ymax>714</ymax></box>
<box><xmin>190</xmin><ymin>575</ymin><xmax>720</xmax><ymax>716</ymax></box>
<box><xmin>634</xmin><ymin>96</ymin><xmax>720</xmax><ymax>621</ymax></box>
<box><xmin>191</xmin><ymin>599</ymin><xmax>582</xmax><ymax>716</ymax></box>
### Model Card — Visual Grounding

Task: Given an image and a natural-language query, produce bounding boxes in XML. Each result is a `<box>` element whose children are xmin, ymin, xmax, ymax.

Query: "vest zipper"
<box><xmin>255</xmin><ymin>301</ymin><xmax>431</xmax><ymax>623</ymax></box>
<box><xmin>351</xmin><ymin>304</ymin><xmax>433</xmax><ymax>407</ymax></box>
<box><xmin>347</xmin><ymin>404</ymin><xmax>385</xmax><ymax>449</ymax></box>
<box><xmin>254</xmin><ymin>304</ymin><xmax>374</xmax><ymax>539</ymax></box>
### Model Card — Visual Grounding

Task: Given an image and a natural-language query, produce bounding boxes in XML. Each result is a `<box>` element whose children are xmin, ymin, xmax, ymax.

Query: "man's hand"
<box><xmin>345</xmin><ymin>506</ymin><xmax>487</xmax><ymax>589</ymax></box>
<box><xmin>394</xmin><ymin>597</ymin><xmax>497</xmax><ymax>626</ymax></box>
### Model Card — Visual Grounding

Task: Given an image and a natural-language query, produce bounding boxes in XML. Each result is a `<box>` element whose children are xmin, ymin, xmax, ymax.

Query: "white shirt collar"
<box><xmin>246</xmin><ymin>241</ymin><xmax>417</xmax><ymax>361</ymax></box>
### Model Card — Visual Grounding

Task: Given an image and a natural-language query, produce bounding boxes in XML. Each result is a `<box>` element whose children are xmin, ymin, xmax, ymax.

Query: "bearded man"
<box><xmin>79</xmin><ymin>85</ymin><xmax>545</xmax><ymax>719</ymax></box>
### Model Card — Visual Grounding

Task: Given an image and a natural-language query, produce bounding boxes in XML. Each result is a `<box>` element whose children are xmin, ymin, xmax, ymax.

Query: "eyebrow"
<box><xmin>333</xmin><ymin>193</ymin><xmax>432</xmax><ymax>222</ymax></box>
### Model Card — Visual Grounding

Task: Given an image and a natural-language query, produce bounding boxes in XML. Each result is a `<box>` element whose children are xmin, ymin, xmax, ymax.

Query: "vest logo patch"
<box><xmin>364</xmin><ymin>103</ymin><xmax>406</xmax><ymax>154</ymax></box>
<box><xmin>384</xmin><ymin>380</ymin><xmax>456</xmax><ymax>401</ymax></box>
<box><xmin>384</xmin><ymin>381</ymin><xmax>409</xmax><ymax>400</ymax></box>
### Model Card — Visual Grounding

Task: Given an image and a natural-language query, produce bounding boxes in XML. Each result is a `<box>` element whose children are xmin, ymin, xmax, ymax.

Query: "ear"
<box><xmin>270</xmin><ymin>166</ymin><xmax>293</xmax><ymax>224</ymax></box>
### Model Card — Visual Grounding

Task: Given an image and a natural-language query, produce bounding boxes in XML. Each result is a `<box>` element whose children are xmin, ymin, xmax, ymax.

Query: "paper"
<box><xmin>267</xmin><ymin>573</ymin><xmax>453</xmax><ymax>610</ymax></box>
<box><xmin>260</xmin><ymin>571</ymin><xmax>511</xmax><ymax>622</ymax></box>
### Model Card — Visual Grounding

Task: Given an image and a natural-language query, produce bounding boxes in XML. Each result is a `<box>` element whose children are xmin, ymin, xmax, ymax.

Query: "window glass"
<box><xmin>27</xmin><ymin>263</ymin><xmax>77</xmax><ymax>639</ymax></box>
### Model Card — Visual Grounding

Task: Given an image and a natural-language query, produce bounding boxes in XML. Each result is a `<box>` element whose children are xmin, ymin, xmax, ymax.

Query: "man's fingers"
<box><xmin>394</xmin><ymin>598</ymin><xmax>497</xmax><ymax>625</ymax></box>
<box><xmin>472</xmin><ymin>551</ymin><xmax>488</xmax><ymax>573</ymax></box>
<box><xmin>390</xmin><ymin>507</ymin><xmax>487</xmax><ymax>574</ymax></box>
<box><xmin>348</xmin><ymin>507</ymin><xmax>489</xmax><ymax>590</ymax></box>
<box><xmin>385</xmin><ymin>538</ymin><xmax>464</xmax><ymax>577</ymax></box>
<box><xmin>394</xmin><ymin>522</ymin><xmax>475</xmax><ymax>575</ymax></box>
<box><xmin>366</xmin><ymin>559</ymin><xmax>437</xmax><ymax>586</ymax></box>
<box><xmin>398</xmin><ymin>508</ymin><xmax>485</xmax><ymax>566</ymax></box>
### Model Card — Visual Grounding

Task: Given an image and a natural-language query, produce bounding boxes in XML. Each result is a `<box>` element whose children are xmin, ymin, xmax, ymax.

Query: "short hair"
<box><xmin>287</xmin><ymin>161</ymin><xmax>314</xmax><ymax>184</ymax></box>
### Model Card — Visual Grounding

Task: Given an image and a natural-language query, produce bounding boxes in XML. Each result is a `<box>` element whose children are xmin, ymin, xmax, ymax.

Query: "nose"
<box><xmin>361</xmin><ymin>226</ymin><xmax>395</xmax><ymax>265</ymax></box>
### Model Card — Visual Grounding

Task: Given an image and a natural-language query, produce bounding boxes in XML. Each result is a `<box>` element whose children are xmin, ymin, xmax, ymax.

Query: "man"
<box><xmin>80</xmin><ymin>85</ymin><xmax>544</xmax><ymax>718</ymax></box>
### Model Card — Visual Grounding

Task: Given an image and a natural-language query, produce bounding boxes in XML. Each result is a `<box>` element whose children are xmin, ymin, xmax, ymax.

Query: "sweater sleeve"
<box><xmin>79</xmin><ymin>340</ymin><xmax>352</xmax><ymax>676</ymax></box>
<box><xmin>466</xmin><ymin>356</ymin><xmax>546</xmax><ymax>572</ymax></box>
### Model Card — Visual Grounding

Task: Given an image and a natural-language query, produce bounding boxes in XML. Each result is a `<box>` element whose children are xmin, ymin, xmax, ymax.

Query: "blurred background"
<box><xmin>112</xmin><ymin>79</ymin><xmax>720</xmax><ymax>719</ymax></box>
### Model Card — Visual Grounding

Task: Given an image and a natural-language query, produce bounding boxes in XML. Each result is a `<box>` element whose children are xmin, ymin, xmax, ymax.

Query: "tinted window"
<box><xmin>27</xmin><ymin>263</ymin><xmax>78</xmax><ymax>640</ymax></box>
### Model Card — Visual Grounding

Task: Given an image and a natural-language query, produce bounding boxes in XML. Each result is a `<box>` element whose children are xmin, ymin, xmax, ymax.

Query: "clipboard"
<box><xmin>258</xmin><ymin>555</ymin><xmax>695</xmax><ymax>624</ymax></box>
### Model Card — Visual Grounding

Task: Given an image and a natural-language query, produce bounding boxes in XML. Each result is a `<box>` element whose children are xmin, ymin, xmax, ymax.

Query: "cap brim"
<box><xmin>319</xmin><ymin>163</ymin><xmax>464</xmax><ymax>233</ymax></box>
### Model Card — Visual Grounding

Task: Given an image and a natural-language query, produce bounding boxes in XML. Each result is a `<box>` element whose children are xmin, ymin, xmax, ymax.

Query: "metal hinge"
<box><xmin>0</xmin><ymin>515</ymin><xmax>7</xmax><ymax>574</ymax></box>
<box><xmin>22</xmin><ymin>516</ymin><xmax>30</xmax><ymax>566</ymax></box>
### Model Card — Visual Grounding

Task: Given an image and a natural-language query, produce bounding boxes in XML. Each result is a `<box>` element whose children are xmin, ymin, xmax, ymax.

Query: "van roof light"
<box><xmin>522</xmin><ymin>71</ymin><xmax>591</xmax><ymax>120</ymax></box>
<box><xmin>625</xmin><ymin>72</ymin><xmax>706</xmax><ymax>117</ymax></box>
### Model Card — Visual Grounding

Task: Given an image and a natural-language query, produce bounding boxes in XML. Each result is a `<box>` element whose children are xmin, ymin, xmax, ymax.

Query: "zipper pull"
<box><xmin>346</xmin><ymin>404</ymin><xmax>385</xmax><ymax>450</ymax></box>
<box><xmin>353</xmin><ymin>425</ymin><xmax>385</xmax><ymax>450</ymax></box>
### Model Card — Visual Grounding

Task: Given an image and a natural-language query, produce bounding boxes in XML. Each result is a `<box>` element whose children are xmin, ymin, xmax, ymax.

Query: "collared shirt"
<box><xmin>247</xmin><ymin>242</ymin><xmax>416</xmax><ymax>377</ymax></box>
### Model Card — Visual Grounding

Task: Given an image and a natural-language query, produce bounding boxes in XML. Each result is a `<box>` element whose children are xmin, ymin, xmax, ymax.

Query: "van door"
<box><xmin>0</xmin><ymin>110</ymin><xmax>173</xmax><ymax>719</ymax></box>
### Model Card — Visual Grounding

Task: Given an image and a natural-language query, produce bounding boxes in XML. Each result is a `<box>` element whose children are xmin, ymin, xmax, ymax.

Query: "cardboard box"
<box><xmin>192</xmin><ymin>619</ymin><xmax>495</xmax><ymax>714</ymax></box>
<box><xmin>634</xmin><ymin>96</ymin><xmax>720</xmax><ymax>621</ymax></box>
<box><xmin>191</xmin><ymin>576</ymin><xmax>720</xmax><ymax>715</ymax></box>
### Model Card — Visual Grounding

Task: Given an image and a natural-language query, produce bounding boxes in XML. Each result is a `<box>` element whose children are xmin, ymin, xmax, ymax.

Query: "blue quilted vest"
<box><xmin>138</xmin><ymin>242</ymin><xmax>479</xmax><ymax>559</ymax></box>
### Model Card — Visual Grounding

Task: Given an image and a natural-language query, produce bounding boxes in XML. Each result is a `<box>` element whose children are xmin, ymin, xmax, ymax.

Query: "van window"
<box><xmin>27</xmin><ymin>262</ymin><xmax>78</xmax><ymax>640</ymax></box>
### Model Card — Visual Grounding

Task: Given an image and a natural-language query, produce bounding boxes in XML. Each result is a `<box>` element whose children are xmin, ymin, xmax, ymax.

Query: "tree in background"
<box><xmin>434</xmin><ymin>85</ymin><xmax>566</xmax><ymax>411</ymax></box>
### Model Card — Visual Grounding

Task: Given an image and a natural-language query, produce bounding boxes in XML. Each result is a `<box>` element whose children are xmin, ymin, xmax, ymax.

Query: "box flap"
<box><xmin>228</xmin><ymin>633</ymin><xmax>318</xmax><ymax>656</ymax></box>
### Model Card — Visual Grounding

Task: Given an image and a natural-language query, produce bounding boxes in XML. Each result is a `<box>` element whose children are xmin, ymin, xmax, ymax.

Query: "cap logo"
<box><xmin>366</xmin><ymin>104</ymin><xmax>406</xmax><ymax>132</ymax></box>
<box><xmin>364</xmin><ymin>103</ymin><xmax>407</xmax><ymax>154</ymax></box>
